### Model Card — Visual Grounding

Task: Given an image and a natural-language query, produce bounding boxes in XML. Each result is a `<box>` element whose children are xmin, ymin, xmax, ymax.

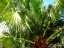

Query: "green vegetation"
<box><xmin>0</xmin><ymin>0</ymin><xmax>64</xmax><ymax>48</ymax></box>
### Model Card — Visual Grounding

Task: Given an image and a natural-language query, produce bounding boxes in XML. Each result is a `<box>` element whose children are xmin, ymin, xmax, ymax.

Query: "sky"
<box><xmin>44</xmin><ymin>0</ymin><xmax>55</xmax><ymax>7</ymax></box>
<box><xmin>0</xmin><ymin>21</ymin><xmax>9</xmax><ymax>34</ymax></box>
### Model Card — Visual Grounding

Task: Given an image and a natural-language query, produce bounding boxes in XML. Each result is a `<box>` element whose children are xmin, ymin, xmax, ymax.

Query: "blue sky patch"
<box><xmin>43</xmin><ymin>0</ymin><xmax>55</xmax><ymax>7</ymax></box>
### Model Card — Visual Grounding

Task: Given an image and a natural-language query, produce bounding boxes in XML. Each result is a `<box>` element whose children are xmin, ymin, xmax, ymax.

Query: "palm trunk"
<box><xmin>32</xmin><ymin>35</ymin><xmax>50</xmax><ymax>48</ymax></box>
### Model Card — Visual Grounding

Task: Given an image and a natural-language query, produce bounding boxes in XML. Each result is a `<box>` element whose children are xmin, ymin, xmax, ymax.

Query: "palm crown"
<box><xmin>0</xmin><ymin>0</ymin><xmax>64</xmax><ymax>48</ymax></box>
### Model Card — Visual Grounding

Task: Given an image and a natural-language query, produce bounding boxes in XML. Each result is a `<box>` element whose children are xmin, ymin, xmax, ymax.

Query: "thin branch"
<box><xmin>17</xmin><ymin>38</ymin><xmax>34</xmax><ymax>44</ymax></box>
<box><xmin>46</xmin><ymin>28</ymin><xmax>63</xmax><ymax>43</ymax></box>
<box><xmin>2</xmin><ymin>1</ymin><xmax>10</xmax><ymax>14</ymax></box>
<box><xmin>43</xmin><ymin>21</ymin><xmax>50</xmax><ymax>37</ymax></box>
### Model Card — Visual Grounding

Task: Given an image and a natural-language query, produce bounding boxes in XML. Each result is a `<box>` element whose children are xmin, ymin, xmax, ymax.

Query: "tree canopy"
<box><xmin>0</xmin><ymin>0</ymin><xmax>64</xmax><ymax>48</ymax></box>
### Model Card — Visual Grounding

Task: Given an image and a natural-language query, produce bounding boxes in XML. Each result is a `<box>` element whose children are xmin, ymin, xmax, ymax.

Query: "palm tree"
<box><xmin>0</xmin><ymin>0</ymin><xmax>64</xmax><ymax>48</ymax></box>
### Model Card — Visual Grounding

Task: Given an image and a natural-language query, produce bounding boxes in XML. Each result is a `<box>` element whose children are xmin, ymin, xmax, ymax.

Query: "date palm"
<box><xmin>0</xmin><ymin>0</ymin><xmax>64</xmax><ymax>48</ymax></box>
